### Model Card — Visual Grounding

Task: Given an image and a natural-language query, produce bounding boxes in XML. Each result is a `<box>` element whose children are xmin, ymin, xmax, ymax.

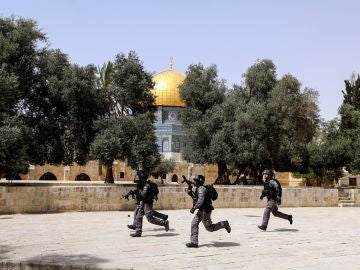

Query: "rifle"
<box><xmin>122</xmin><ymin>190</ymin><xmax>137</xmax><ymax>200</ymax></box>
<box><xmin>182</xmin><ymin>175</ymin><xmax>196</xmax><ymax>205</ymax></box>
<box><xmin>181</xmin><ymin>175</ymin><xmax>193</xmax><ymax>190</ymax></box>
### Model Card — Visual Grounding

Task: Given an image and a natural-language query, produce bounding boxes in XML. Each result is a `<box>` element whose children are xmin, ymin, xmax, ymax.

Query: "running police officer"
<box><xmin>185</xmin><ymin>175</ymin><xmax>231</xmax><ymax>248</ymax></box>
<box><xmin>258</xmin><ymin>169</ymin><xmax>293</xmax><ymax>231</ymax></box>
<box><xmin>126</xmin><ymin>172</ymin><xmax>168</xmax><ymax>231</ymax></box>
<box><xmin>129</xmin><ymin>170</ymin><xmax>169</xmax><ymax>237</ymax></box>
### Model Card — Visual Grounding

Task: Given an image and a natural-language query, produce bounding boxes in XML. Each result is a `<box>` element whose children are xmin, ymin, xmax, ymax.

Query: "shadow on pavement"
<box><xmin>200</xmin><ymin>241</ymin><xmax>240</xmax><ymax>248</ymax></box>
<box><xmin>244</xmin><ymin>215</ymin><xmax>261</xmax><ymax>217</ymax></box>
<box><xmin>148</xmin><ymin>228</ymin><xmax>176</xmax><ymax>232</ymax></box>
<box><xmin>0</xmin><ymin>245</ymin><xmax>12</xmax><ymax>260</ymax></box>
<box><xmin>25</xmin><ymin>253</ymin><xmax>109</xmax><ymax>266</ymax></box>
<box><xmin>272</xmin><ymin>228</ymin><xmax>299</xmax><ymax>232</ymax></box>
<box><xmin>142</xmin><ymin>232</ymin><xmax>180</xmax><ymax>237</ymax></box>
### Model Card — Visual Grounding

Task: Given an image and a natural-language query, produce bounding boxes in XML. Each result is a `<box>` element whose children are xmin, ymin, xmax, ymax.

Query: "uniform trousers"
<box><xmin>134</xmin><ymin>202</ymin><xmax>167</xmax><ymax>233</ymax></box>
<box><xmin>191</xmin><ymin>209</ymin><xmax>227</xmax><ymax>245</ymax></box>
<box><xmin>261</xmin><ymin>199</ymin><xmax>290</xmax><ymax>227</ymax></box>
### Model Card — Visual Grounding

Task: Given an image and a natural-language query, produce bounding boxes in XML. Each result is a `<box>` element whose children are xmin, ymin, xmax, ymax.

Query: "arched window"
<box><xmin>173</xmin><ymin>139</ymin><xmax>180</xmax><ymax>152</ymax></box>
<box><xmin>5</xmin><ymin>172</ymin><xmax>21</xmax><ymax>180</ymax></box>
<box><xmin>162</xmin><ymin>139</ymin><xmax>169</xmax><ymax>152</ymax></box>
<box><xmin>171</xmin><ymin>174</ymin><xmax>178</xmax><ymax>182</ymax></box>
<box><xmin>39</xmin><ymin>172</ymin><xmax>57</xmax><ymax>180</ymax></box>
<box><xmin>75</xmin><ymin>173</ymin><xmax>91</xmax><ymax>181</ymax></box>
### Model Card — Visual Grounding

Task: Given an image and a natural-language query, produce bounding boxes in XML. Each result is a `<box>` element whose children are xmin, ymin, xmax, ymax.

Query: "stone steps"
<box><xmin>339</xmin><ymin>202</ymin><xmax>356</xmax><ymax>207</ymax></box>
<box><xmin>338</xmin><ymin>199</ymin><xmax>355</xmax><ymax>204</ymax></box>
<box><xmin>337</xmin><ymin>188</ymin><xmax>356</xmax><ymax>207</ymax></box>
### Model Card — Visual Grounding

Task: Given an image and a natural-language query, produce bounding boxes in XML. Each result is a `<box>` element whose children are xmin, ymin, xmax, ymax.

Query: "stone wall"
<box><xmin>18</xmin><ymin>161</ymin><xmax>218</xmax><ymax>184</ymax></box>
<box><xmin>348</xmin><ymin>189</ymin><xmax>360</xmax><ymax>206</ymax></box>
<box><xmin>0</xmin><ymin>182</ymin><xmax>340</xmax><ymax>214</ymax></box>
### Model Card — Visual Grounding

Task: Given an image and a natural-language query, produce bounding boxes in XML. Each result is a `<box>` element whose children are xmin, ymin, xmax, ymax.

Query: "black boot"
<box><xmin>258</xmin><ymin>225</ymin><xmax>267</xmax><ymax>231</ymax></box>
<box><xmin>130</xmin><ymin>232</ymin><xmax>141</xmax><ymax>237</ymax></box>
<box><xmin>186</xmin><ymin>242</ymin><xmax>198</xmax><ymax>248</ymax></box>
<box><xmin>288</xmin><ymin>215</ymin><xmax>293</xmax><ymax>225</ymax></box>
<box><xmin>224</xmin><ymin>221</ymin><xmax>231</xmax><ymax>233</ymax></box>
<box><xmin>127</xmin><ymin>224</ymin><xmax>135</xmax><ymax>230</ymax></box>
<box><xmin>165</xmin><ymin>220</ymin><xmax>170</xmax><ymax>231</ymax></box>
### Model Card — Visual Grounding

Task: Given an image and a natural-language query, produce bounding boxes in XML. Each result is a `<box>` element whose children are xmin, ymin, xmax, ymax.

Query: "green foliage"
<box><xmin>1</xmin><ymin>16</ymin><xmax>108</xmax><ymax>168</ymax></box>
<box><xmin>180</xmin><ymin>63</ymin><xmax>230</xmax><ymax>183</ymax></box>
<box><xmin>342</xmin><ymin>73</ymin><xmax>360</xmax><ymax>108</ymax></box>
<box><xmin>181</xmin><ymin>59</ymin><xmax>320</xmax><ymax>184</ymax></box>
<box><xmin>0</xmin><ymin>15</ymin><xmax>334</xmax><ymax>181</ymax></box>
<box><xmin>91</xmin><ymin>52</ymin><xmax>160</xmax><ymax>182</ymax></box>
<box><xmin>151</xmin><ymin>159</ymin><xmax>176</xmax><ymax>182</ymax></box>
<box><xmin>0</xmin><ymin>16</ymin><xmax>47</xmax><ymax>99</ymax></box>
<box><xmin>0</xmin><ymin>65</ymin><xmax>19</xmax><ymax>115</ymax></box>
<box><xmin>0</xmin><ymin>16</ymin><xmax>47</xmax><ymax>173</ymax></box>
<box><xmin>0</xmin><ymin>117</ymin><xmax>29</xmax><ymax>174</ymax></box>
<box><xmin>266</xmin><ymin>74</ymin><xmax>320</xmax><ymax>171</ymax></box>
<box><xmin>126</xmin><ymin>113</ymin><xmax>161</xmax><ymax>172</ymax></box>
<box><xmin>90</xmin><ymin>113</ymin><xmax>160</xmax><ymax>171</ymax></box>
<box><xmin>179</xmin><ymin>63</ymin><xmax>226</xmax><ymax>120</ymax></box>
<box><xmin>111</xmin><ymin>51</ymin><xmax>156</xmax><ymax>119</ymax></box>
<box><xmin>243</xmin><ymin>59</ymin><xmax>277</xmax><ymax>100</ymax></box>
<box><xmin>26</xmin><ymin>56</ymin><xmax>107</xmax><ymax>166</ymax></box>
<box><xmin>331</xmin><ymin>74</ymin><xmax>360</xmax><ymax>173</ymax></box>
<box><xmin>180</xmin><ymin>66</ymin><xmax>226</xmax><ymax>151</ymax></box>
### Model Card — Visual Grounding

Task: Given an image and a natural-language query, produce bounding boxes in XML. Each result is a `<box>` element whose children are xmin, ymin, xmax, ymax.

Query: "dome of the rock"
<box><xmin>152</xmin><ymin>69</ymin><xmax>185</xmax><ymax>107</ymax></box>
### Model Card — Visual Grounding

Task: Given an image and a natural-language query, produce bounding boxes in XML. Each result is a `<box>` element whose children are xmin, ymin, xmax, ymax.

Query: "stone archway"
<box><xmin>171</xmin><ymin>174</ymin><xmax>178</xmax><ymax>182</ymax></box>
<box><xmin>75</xmin><ymin>173</ymin><xmax>91</xmax><ymax>181</ymax></box>
<box><xmin>39</xmin><ymin>172</ymin><xmax>57</xmax><ymax>180</ymax></box>
<box><xmin>5</xmin><ymin>172</ymin><xmax>22</xmax><ymax>180</ymax></box>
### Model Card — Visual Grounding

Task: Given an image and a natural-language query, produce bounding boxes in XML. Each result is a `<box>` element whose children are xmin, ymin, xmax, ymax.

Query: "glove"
<box><xmin>190</xmin><ymin>208</ymin><xmax>195</xmax><ymax>214</ymax></box>
<box><xmin>276</xmin><ymin>196</ymin><xmax>281</xmax><ymax>205</ymax></box>
<box><xmin>260</xmin><ymin>195</ymin><xmax>264</xmax><ymax>200</ymax></box>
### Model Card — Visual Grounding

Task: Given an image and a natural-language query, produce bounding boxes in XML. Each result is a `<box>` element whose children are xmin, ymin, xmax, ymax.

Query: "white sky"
<box><xmin>2</xmin><ymin>0</ymin><xmax>360</xmax><ymax>121</ymax></box>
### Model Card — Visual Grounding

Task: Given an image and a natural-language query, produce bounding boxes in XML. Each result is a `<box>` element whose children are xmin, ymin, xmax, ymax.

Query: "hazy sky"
<box><xmin>2</xmin><ymin>0</ymin><xmax>360</xmax><ymax>121</ymax></box>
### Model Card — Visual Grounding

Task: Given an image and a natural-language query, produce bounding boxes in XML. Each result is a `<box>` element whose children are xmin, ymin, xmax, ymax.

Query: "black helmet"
<box><xmin>262</xmin><ymin>169</ymin><xmax>273</xmax><ymax>176</ymax></box>
<box><xmin>136</xmin><ymin>170</ymin><xmax>148</xmax><ymax>181</ymax></box>
<box><xmin>192</xmin><ymin>174</ymin><xmax>205</xmax><ymax>185</ymax></box>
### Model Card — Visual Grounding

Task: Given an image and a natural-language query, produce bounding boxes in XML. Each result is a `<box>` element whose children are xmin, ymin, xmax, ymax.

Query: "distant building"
<box><xmin>152</xmin><ymin>60</ymin><xmax>186</xmax><ymax>161</ymax></box>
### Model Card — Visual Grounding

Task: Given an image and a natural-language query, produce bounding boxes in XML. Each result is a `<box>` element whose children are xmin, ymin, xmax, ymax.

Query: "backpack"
<box><xmin>147</xmin><ymin>180</ymin><xmax>159</xmax><ymax>200</ymax></box>
<box><xmin>272</xmin><ymin>178</ymin><xmax>282</xmax><ymax>197</ymax></box>
<box><xmin>205</xmin><ymin>185</ymin><xmax>218</xmax><ymax>201</ymax></box>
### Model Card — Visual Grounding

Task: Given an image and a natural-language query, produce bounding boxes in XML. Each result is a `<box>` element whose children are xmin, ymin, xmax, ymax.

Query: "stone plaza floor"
<box><xmin>0</xmin><ymin>207</ymin><xmax>359</xmax><ymax>270</ymax></box>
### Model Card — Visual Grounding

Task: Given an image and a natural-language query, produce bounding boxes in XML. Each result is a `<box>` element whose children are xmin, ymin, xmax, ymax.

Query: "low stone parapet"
<box><xmin>0</xmin><ymin>181</ymin><xmax>339</xmax><ymax>214</ymax></box>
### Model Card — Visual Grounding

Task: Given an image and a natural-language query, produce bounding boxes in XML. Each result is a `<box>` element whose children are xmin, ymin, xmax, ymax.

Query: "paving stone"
<box><xmin>0</xmin><ymin>207</ymin><xmax>359</xmax><ymax>269</ymax></box>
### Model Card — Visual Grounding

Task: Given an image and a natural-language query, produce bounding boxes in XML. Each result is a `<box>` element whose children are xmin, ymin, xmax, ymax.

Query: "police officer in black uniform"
<box><xmin>185</xmin><ymin>175</ymin><xmax>231</xmax><ymax>248</ymax></box>
<box><xmin>126</xmin><ymin>171</ymin><xmax>168</xmax><ymax>232</ymax></box>
<box><xmin>129</xmin><ymin>170</ymin><xmax>169</xmax><ymax>237</ymax></box>
<box><xmin>258</xmin><ymin>169</ymin><xmax>293</xmax><ymax>231</ymax></box>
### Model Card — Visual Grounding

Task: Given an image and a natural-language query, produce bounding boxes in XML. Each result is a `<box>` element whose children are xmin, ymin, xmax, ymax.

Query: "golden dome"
<box><xmin>152</xmin><ymin>69</ymin><xmax>185</xmax><ymax>107</ymax></box>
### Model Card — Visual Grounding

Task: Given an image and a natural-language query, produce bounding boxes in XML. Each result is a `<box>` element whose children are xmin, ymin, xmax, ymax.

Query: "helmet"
<box><xmin>192</xmin><ymin>174</ymin><xmax>205</xmax><ymax>184</ymax></box>
<box><xmin>262</xmin><ymin>169</ymin><xmax>273</xmax><ymax>176</ymax></box>
<box><xmin>136</xmin><ymin>170</ymin><xmax>148</xmax><ymax>181</ymax></box>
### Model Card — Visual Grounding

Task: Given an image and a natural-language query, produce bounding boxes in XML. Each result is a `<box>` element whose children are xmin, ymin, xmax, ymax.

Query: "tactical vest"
<box><xmin>197</xmin><ymin>186</ymin><xmax>214</xmax><ymax>212</ymax></box>
<box><xmin>263</xmin><ymin>180</ymin><xmax>277</xmax><ymax>200</ymax></box>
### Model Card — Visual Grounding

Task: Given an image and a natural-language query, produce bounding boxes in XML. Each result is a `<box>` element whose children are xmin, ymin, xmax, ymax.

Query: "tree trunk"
<box><xmin>105</xmin><ymin>166</ymin><xmax>114</xmax><ymax>183</ymax></box>
<box><xmin>214</xmin><ymin>162</ymin><xmax>230</xmax><ymax>185</ymax></box>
